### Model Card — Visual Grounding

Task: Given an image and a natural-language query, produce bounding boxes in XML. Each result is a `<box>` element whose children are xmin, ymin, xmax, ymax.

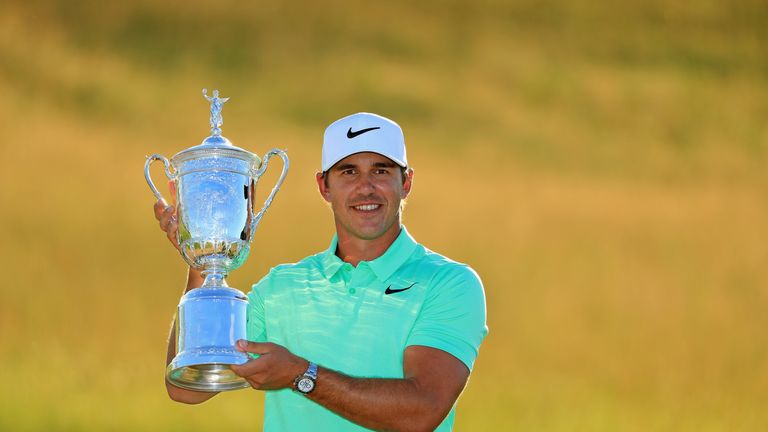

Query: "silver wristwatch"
<box><xmin>293</xmin><ymin>362</ymin><xmax>318</xmax><ymax>394</ymax></box>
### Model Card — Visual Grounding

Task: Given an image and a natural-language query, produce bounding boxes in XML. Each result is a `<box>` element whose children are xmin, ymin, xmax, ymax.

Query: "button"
<box><xmin>348</xmin><ymin>288</ymin><xmax>356</xmax><ymax>294</ymax></box>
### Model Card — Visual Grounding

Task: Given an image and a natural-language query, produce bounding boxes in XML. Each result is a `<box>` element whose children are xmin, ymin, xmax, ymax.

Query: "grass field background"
<box><xmin>1</xmin><ymin>0</ymin><xmax>766</xmax><ymax>430</ymax></box>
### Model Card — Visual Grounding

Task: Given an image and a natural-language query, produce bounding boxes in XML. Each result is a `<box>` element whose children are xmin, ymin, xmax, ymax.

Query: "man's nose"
<box><xmin>355</xmin><ymin>173</ymin><xmax>376</xmax><ymax>193</ymax></box>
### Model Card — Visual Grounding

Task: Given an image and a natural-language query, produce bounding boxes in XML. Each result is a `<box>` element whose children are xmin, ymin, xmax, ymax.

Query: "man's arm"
<box><xmin>154</xmin><ymin>200</ymin><xmax>219</xmax><ymax>404</ymax></box>
<box><xmin>310</xmin><ymin>345</ymin><xmax>469</xmax><ymax>432</ymax></box>
<box><xmin>231</xmin><ymin>341</ymin><xmax>470</xmax><ymax>432</ymax></box>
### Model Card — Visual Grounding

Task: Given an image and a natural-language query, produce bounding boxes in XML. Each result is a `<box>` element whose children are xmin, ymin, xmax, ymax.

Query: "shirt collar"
<box><xmin>320</xmin><ymin>235</ymin><xmax>344</xmax><ymax>279</ymax></box>
<box><xmin>320</xmin><ymin>226</ymin><xmax>418</xmax><ymax>281</ymax></box>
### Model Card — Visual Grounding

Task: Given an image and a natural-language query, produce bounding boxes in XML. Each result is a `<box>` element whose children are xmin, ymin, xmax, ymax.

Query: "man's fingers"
<box><xmin>166</xmin><ymin>217</ymin><xmax>180</xmax><ymax>248</ymax></box>
<box><xmin>163</xmin><ymin>214</ymin><xmax>177</xmax><ymax>233</ymax></box>
<box><xmin>153</xmin><ymin>201</ymin><xmax>181</xmax><ymax>251</ymax></box>
<box><xmin>230</xmin><ymin>341</ymin><xmax>301</xmax><ymax>390</ymax></box>
<box><xmin>236</xmin><ymin>340</ymin><xmax>273</xmax><ymax>355</ymax></box>
<box><xmin>153</xmin><ymin>199</ymin><xmax>165</xmax><ymax>218</ymax></box>
<box><xmin>153</xmin><ymin>200</ymin><xmax>170</xmax><ymax>220</ymax></box>
<box><xmin>158</xmin><ymin>206</ymin><xmax>175</xmax><ymax>231</ymax></box>
<box><xmin>230</xmin><ymin>358</ymin><xmax>265</xmax><ymax>379</ymax></box>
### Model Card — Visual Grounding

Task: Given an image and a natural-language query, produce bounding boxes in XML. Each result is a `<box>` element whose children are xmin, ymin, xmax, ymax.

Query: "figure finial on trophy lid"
<box><xmin>202</xmin><ymin>88</ymin><xmax>230</xmax><ymax>136</ymax></box>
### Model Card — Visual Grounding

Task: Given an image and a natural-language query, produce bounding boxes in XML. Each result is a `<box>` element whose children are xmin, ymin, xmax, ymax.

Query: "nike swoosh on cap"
<box><xmin>347</xmin><ymin>127</ymin><xmax>381</xmax><ymax>139</ymax></box>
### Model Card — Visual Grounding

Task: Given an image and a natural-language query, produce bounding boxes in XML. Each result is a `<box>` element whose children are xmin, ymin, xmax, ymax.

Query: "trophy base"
<box><xmin>167</xmin><ymin>351</ymin><xmax>250</xmax><ymax>392</ymax></box>
<box><xmin>168</xmin><ymin>285</ymin><xmax>250</xmax><ymax>392</ymax></box>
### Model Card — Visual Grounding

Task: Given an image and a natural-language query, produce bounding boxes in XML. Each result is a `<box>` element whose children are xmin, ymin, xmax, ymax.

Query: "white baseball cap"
<box><xmin>322</xmin><ymin>112</ymin><xmax>407</xmax><ymax>172</ymax></box>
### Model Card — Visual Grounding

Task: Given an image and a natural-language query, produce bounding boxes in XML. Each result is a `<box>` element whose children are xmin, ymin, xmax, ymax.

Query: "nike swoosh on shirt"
<box><xmin>385</xmin><ymin>282</ymin><xmax>417</xmax><ymax>295</ymax></box>
<box><xmin>347</xmin><ymin>126</ymin><xmax>380</xmax><ymax>138</ymax></box>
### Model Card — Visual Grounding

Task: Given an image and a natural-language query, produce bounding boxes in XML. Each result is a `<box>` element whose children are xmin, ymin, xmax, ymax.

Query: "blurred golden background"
<box><xmin>1</xmin><ymin>0</ymin><xmax>767</xmax><ymax>430</ymax></box>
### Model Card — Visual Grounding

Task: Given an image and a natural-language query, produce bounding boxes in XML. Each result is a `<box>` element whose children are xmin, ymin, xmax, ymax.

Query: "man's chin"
<box><xmin>353</xmin><ymin>229</ymin><xmax>387</xmax><ymax>241</ymax></box>
<box><xmin>336</xmin><ymin>217</ymin><xmax>399</xmax><ymax>242</ymax></box>
<box><xmin>344</xmin><ymin>223</ymin><xmax>390</xmax><ymax>241</ymax></box>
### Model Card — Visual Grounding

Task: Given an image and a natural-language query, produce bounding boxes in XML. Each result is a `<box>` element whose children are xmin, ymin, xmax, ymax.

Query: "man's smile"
<box><xmin>352</xmin><ymin>204</ymin><xmax>382</xmax><ymax>212</ymax></box>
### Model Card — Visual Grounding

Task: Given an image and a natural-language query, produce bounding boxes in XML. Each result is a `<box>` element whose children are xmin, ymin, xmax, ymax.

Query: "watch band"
<box><xmin>305</xmin><ymin>362</ymin><xmax>318</xmax><ymax>379</ymax></box>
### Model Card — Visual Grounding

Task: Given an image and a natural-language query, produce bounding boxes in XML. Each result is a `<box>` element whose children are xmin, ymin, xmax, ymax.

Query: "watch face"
<box><xmin>297</xmin><ymin>377</ymin><xmax>315</xmax><ymax>393</ymax></box>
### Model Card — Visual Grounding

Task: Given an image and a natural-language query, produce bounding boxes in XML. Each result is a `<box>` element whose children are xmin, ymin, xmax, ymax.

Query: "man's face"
<box><xmin>317</xmin><ymin>152</ymin><xmax>413</xmax><ymax>242</ymax></box>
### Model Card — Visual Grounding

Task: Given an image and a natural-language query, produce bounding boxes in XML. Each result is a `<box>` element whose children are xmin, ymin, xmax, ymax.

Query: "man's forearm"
<box><xmin>231</xmin><ymin>342</ymin><xmax>468</xmax><ymax>430</ymax></box>
<box><xmin>306</xmin><ymin>367</ymin><xmax>449</xmax><ymax>432</ymax></box>
<box><xmin>165</xmin><ymin>267</ymin><xmax>215</xmax><ymax>404</ymax></box>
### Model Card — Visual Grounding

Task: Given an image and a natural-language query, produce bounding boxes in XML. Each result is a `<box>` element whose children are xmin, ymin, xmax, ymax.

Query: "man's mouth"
<box><xmin>351</xmin><ymin>204</ymin><xmax>381</xmax><ymax>212</ymax></box>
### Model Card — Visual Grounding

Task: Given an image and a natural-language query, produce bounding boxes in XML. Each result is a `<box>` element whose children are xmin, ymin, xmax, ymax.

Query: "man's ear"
<box><xmin>402</xmin><ymin>168</ymin><xmax>414</xmax><ymax>199</ymax></box>
<box><xmin>316</xmin><ymin>172</ymin><xmax>331</xmax><ymax>202</ymax></box>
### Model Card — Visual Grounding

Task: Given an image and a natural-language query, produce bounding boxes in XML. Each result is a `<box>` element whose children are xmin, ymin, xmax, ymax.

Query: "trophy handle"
<box><xmin>144</xmin><ymin>154</ymin><xmax>175</xmax><ymax>205</ymax></box>
<box><xmin>251</xmin><ymin>149</ymin><xmax>290</xmax><ymax>233</ymax></box>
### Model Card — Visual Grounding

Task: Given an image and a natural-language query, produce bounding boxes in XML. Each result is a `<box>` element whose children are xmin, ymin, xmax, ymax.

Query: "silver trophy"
<box><xmin>144</xmin><ymin>89</ymin><xmax>289</xmax><ymax>391</ymax></box>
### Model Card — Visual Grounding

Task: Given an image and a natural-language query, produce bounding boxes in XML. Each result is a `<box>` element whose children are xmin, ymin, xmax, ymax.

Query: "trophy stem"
<box><xmin>200</xmin><ymin>269</ymin><xmax>229</xmax><ymax>288</ymax></box>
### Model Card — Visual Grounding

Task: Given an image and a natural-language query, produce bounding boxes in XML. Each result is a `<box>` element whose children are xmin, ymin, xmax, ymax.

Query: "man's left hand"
<box><xmin>230</xmin><ymin>340</ymin><xmax>308</xmax><ymax>390</ymax></box>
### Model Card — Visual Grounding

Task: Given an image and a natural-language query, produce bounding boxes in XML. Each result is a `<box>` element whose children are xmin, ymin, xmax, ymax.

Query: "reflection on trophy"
<box><xmin>144</xmin><ymin>89</ymin><xmax>289</xmax><ymax>391</ymax></box>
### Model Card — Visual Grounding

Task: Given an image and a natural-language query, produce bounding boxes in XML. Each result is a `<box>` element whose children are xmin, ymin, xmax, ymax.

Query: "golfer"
<box><xmin>154</xmin><ymin>112</ymin><xmax>488</xmax><ymax>431</ymax></box>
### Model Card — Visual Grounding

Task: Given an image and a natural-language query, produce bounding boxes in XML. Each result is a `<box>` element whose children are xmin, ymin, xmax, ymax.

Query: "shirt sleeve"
<box><xmin>246</xmin><ymin>273</ymin><xmax>269</xmax><ymax>344</ymax></box>
<box><xmin>405</xmin><ymin>265</ymin><xmax>489</xmax><ymax>371</ymax></box>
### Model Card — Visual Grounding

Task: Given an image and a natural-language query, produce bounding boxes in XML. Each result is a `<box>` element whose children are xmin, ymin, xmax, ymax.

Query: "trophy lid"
<box><xmin>171</xmin><ymin>89</ymin><xmax>260</xmax><ymax>167</ymax></box>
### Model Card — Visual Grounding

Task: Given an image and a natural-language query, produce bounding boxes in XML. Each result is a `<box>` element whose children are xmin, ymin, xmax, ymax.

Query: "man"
<box><xmin>154</xmin><ymin>112</ymin><xmax>488</xmax><ymax>431</ymax></box>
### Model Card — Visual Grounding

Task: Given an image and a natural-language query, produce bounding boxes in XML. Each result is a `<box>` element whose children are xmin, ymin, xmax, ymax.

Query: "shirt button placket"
<box><xmin>348</xmin><ymin>268</ymin><xmax>357</xmax><ymax>295</ymax></box>
<box><xmin>348</xmin><ymin>262</ymin><xmax>367</xmax><ymax>295</ymax></box>
<box><xmin>341</xmin><ymin>263</ymin><xmax>356</xmax><ymax>295</ymax></box>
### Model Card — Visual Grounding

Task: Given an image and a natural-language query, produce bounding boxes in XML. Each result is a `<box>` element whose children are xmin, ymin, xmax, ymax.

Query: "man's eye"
<box><xmin>342</xmin><ymin>169</ymin><xmax>356</xmax><ymax>175</ymax></box>
<box><xmin>375</xmin><ymin>169</ymin><xmax>388</xmax><ymax>174</ymax></box>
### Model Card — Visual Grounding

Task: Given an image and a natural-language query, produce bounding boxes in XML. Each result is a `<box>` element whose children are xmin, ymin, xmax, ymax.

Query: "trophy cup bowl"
<box><xmin>144</xmin><ymin>90</ymin><xmax>289</xmax><ymax>392</ymax></box>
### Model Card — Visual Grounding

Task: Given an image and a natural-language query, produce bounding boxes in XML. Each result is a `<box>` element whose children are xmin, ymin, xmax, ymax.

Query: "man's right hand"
<box><xmin>153</xmin><ymin>199</ymin><xmax>181</xmax><ymax>252</ymax></box>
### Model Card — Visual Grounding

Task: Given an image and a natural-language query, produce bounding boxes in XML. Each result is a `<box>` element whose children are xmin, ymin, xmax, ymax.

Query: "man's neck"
<box><xmin>335</xmin><ymin>225</ymin><xmax>402</xmax><ymax>267</ymax></box>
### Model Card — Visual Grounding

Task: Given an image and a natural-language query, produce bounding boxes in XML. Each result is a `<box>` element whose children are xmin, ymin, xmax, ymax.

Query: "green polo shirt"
<box><xmin>246</xmin><ymin>226</ymin><xmax>488</xmax><ymax>431</ymax></box>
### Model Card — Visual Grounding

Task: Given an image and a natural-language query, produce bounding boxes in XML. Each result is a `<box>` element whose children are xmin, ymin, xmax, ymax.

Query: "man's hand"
<box><xmin>231</xmin><ymin>340</ymin><xmax>309</xmax><ymax>390</ymax></box>
<box><xmin>153</xmin><ymin>199</ymin><xmax>181</xmax><ymax>252</ymax></box>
